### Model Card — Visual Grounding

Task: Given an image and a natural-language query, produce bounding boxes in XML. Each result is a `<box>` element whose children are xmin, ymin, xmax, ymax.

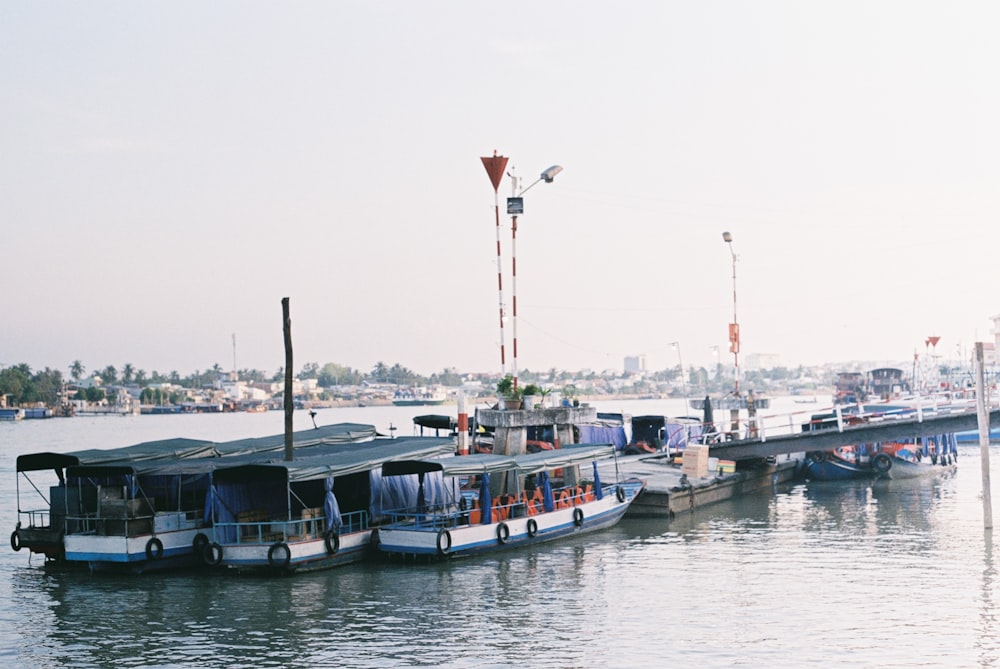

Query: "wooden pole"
<box><xmin>282</xmin><ymin>297</ymin><xmax>294</xmax><ymax>462</ymax></box>
<box><xmin>975</xmin><ymin>342</ymin><xmax>992</xmax><ymax>529</ymax></box>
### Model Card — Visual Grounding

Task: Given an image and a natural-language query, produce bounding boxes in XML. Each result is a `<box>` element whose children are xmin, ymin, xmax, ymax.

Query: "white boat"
<box><xmin>392</xmin><ymin>387</ymin><xmax>448</xmax><ymax>406</ymax></box>
<box><xmin>377</xmin><ymin>444</ymin><xmax>644</xmax><ymax>560</ymax></box>
<box><xmin>19</xmin><ymin>423</ymin><xmax>379</xmax><ymax>570</ymax></box>
<box><xmin>201</xmin><ymin>436</ymin><xmax>455</xmax><ymax>574</ymax></box>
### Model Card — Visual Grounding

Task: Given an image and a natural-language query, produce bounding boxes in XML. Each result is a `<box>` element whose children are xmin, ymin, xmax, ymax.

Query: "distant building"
<box><xmin>744</xmin><ymin>353</ymin><xmax>780</xmax><ymax>371</ymax></box>
<box><xmin>624</xmin><ymin>355</ymin><xmax>647</xmax><ymax>374</ymax></box>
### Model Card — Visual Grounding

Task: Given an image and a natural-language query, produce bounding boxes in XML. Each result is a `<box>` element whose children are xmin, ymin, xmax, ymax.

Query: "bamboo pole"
<box><xmin>975</xmin><ymin>342</ymin><xmax>992</xmax><ymax>529</ymax></box>
<box><xmin>282</xmin><ymin>297</ymin><xmax>294</xmax><ymax>462</ymax></box>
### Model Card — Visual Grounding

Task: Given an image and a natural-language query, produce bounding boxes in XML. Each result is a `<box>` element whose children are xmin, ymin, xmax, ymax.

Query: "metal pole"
<box><xmin>511</xmin><ymin>210</ymin><xmax>519</xmax><ymax>391</ymax></box>
<box><xmin>975</xmin><ymin>342</ymin><xmax>993</xmax><ymax>529</ymax></box>
<box><xmin>494</xmin><ymin>192</ymin><xmax>507</xmax><ymax>376</ymax></box>
<box><xmin>730</xmin><ymin>247</ymin><xmax>739</xmax><ymax>392</ymax></box>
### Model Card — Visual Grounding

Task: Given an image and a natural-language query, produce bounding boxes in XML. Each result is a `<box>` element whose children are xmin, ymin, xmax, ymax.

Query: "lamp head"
<box><xmin>540</xmin><ymin>165</ymin><xmax>563</xmax><ymax>183</ymax></box>
<box><xmin>722</xmin><ymin>231</ymin><xmax>733</xmax><ymax>243</ymax></box>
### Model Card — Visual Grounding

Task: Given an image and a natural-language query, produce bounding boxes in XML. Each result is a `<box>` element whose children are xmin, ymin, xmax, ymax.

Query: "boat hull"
<box><xmin>210</xmin><ymin>528</ymin><xmax>377</xmax><ymax>574</ymax></box>
<box><xmin>63</xmin><ymin>526</ymin><xmax>205</xmax><ymax>574</ymax></box>
<box><xmin>803</xmin><ymin>452</ymin><xmax>957</xmax><ymax>482</ymax></box>
<box><xmin>378</xmin><ymin>483</ymin><xmax>642</xmax><ymax>559</ymax></box>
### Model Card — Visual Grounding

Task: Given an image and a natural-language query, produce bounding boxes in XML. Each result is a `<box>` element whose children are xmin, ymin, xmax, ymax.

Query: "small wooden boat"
<box><xmin>802</xmin><ymin>435</ymin><xmax>958</xmax><ymax>481</ymax></box>
<box><xmin>201</xmin><ymin>436</ymin><xmax>455</xmax><ymax>574</ymax></box>
<box><xmin>376</xmin><ymin>444</ymin><xmax>644</xmax><ymax>560</ymax></box>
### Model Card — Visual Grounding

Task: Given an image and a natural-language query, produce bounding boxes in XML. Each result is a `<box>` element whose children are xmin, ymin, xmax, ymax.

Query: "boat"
<box><xmin>392</xmin><ymin>387</ymin><xmax>448</xmax><ymax>406</ymax></box>
<box><xmin>801</xmin><ymin>401</ymin><xmax>958</xmax><ymax>481</ymax></box>
<box><xmin>0</xmin><ymin>407</ymin><xmax>24</xmax><ymax>421</ymax></box>
<box><xmin>11</xmin><ymin>422</ymin><xmax>378</xmax><ymax>565</ymax></box>
<box><xmin>802</xmin><ymin>435</ymin><xmax>958</xmax><ymax>481</ymax></box>
<box><xmin>376</xmin><ymin>443</ymin><xmax>645</xmax><ymax>560</ymax></box>
<box><xmin>200</xmin><ymin>436</ymin><xmax>455</xmax><ymax>574</ymax></box>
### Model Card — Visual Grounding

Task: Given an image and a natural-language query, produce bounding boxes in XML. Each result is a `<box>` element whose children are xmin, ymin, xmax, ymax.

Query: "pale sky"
<box><xmin>3</xmin><ymin>2</ymin><xmax>998</xmax><ymax>379</ymax></box>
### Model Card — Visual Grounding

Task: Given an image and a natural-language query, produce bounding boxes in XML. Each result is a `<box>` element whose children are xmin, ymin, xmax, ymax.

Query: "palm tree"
<box><xmin>70</xmin><ymin>360</ymin><xmax>85</xmax><ymax>382</ymax></box>
<box><xmin>121</xmin><ymin>363</ymin><xmax>135</xmax><ymax>384</ymax></box>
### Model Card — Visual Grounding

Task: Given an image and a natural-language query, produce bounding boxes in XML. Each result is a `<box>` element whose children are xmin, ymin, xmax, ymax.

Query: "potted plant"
<box><xmin>520</xmin><ymin>383</ymin><xmax>542</xmax><ymax>409</ymax></box>
<box><xmin>495</xmin><ymin>374</ymin><xmax>522</xmax><ymax>410</ymax></box>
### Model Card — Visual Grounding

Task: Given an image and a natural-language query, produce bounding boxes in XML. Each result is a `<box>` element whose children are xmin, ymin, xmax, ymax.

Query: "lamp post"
<box><xmin>722</xmin><ymin>232</ymin><xmax>739</xmax><ymax>393</ymax></box>
<box><xmin>506</xmin><ymin>164</ymin><xmax>563</xmax><ymax>391</ymax></box>
<box><xmin>670</xmin><ymin>341</ymin><xmax>686</xmax><ymax>398</ymax></box>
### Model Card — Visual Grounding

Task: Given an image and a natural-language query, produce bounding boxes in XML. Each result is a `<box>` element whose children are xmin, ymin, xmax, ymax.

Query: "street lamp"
<box><xmin>722</xmin><ymin>231</ymin><xmax>739</xmax><ymax>393</ymax></box>
<box><xmin>670</xmin><ymin>341</ymin><xmax>687</xmax><ymax>397</ymax></box>
<box><xmin>505</xmin><ymin>163</ymin><xmax>563</xmax><ymax>391</ymax></box>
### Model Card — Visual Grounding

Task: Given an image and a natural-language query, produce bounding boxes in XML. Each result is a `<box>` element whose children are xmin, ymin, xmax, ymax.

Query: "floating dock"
<box><xmin>601</xmin><ymin>452</ymin><xmax>801</xmax><ymax>520</ymax></box>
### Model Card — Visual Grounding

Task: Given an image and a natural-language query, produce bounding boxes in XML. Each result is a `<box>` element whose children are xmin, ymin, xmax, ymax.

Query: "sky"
<box><xmin>2</xmin><ymin>2</ymin><xmax>999</xmax><ymax>380</ymax></box>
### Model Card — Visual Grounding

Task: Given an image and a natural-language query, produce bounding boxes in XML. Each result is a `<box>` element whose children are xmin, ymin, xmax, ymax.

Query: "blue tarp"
<box><xmin>592</xmin><ymin>461</ymin><xmax>603</xmax><ymax>500</ymax></box>
<box><xmin>538</xmin><ymin>471</ymin><xmax>554</xmax><ymax>512</ymax></box>
<box><xmin>576</xmin><ymin>424</ymin><xmax>627</xmax><ymax>450</ymax></box>
<box><xmin>479</xmin><ymin>473</ymin><xmax>492</xmax><ymax>524</ymax></box>
<box><xmin>324</xmin><ymin>476</ymin><xmax>341</xmax><ymax>533</ymax></box>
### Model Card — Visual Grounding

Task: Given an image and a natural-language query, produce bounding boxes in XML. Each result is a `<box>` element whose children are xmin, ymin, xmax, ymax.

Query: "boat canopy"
<box><xmin>16</xmin><ymin>422</ymin><xmax>378</xmax><ymax>473</ymax></box>
<box><xmin>17</xmin><ymin>437</ymin><xmax>217</xmax><ymax>473</ymax></box>
<box><xmin>211</xmin><ymin>436</ymin><xmax>456</xmax><ymax>484</ymax></box>
<box><xmin>382</xmin><ymin>443</ymin><xmax>615</xmax><ymax>478</ymax></box>
<box><xmin>213</xmin><ymin>422</ymin><xmax>376</xmax><ymax>456</ymax></box>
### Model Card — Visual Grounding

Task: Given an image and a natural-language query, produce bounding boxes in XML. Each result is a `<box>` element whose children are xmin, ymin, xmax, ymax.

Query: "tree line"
<box><xmin>0</xmin><ymin>359</ymin><xmax>471</xmax><ymax>407</ymax></box>
<box><xmin>0</xmin><ymin>357</ymin><xmax>810</xmax><ymax>408</ymax></box>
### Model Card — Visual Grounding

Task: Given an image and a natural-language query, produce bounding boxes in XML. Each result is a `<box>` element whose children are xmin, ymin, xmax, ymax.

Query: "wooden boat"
<box><xmin>801</xmin><ymin>399</ymin><xmax>959</xmax><ymax>481</ymax></box>
<box><xmin>201</xmin><ymin>436</ymin><xmax>455</xmax><ymax>574</ymax></box>
<box><xmin>12</xmin><ymin>437</ymin><xmax>216</xmax><ymax>561</ymax></box>
<box><xmin>376</xmin><ymin>444</ymin><xmax>644</xmax><ymax>560</ymax></box>
<box><xmin>802</xmin><ymin>435</ymin><xmax>958</xmax><ymax>481</ymax></box>
<box><xmin>11</xmin><ymin>423</ymin><xmax>378</xmax><ymax>566</ymax></box>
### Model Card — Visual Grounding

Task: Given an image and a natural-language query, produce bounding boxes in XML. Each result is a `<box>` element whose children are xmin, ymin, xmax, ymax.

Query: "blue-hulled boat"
<box><xmin>802</xmin><ymin>434</ymin><xmax>958</xmax><ymax>481</ymax></box>
<box><xmin>12</xmin><ymin>423</ymin><xmax>378</xmax><ymax>567</ymax></box>
<box><xmin>201</xmin><ymin>436</ymin><xmax>455</xmax><ymax>574</ymax></box>
<box><xmin>377</xmin><ymin>444</ymin><xmax>644</xmax><ymax>560</ymax></box>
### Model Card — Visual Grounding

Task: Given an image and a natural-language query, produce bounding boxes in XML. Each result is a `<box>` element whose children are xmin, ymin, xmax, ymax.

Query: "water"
<box><xmin>3</xmin><ymin>399</ymin><xmax>999</xmax><ymax>668</ymax></box>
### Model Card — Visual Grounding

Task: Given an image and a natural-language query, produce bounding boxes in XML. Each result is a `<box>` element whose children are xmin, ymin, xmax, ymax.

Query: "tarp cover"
<box><xmin>19</xmin><ymin>422</ymin><xmax>378</xmax><ymax>473</ymax></box>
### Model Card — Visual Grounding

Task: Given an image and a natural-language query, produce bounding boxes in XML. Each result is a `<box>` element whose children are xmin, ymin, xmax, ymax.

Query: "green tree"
<box><xmin>121</xmin><ymin>363</ymin><xmax>135</xmax><ymax>384</ymax></box>
<box><xmin>0</xmin><ymin>364</ymin><xmax>31</xmax><ymax>404</ymax></box>
<box><xmin>300</xmin><ymin>362</ymin><xmax>319</xmax><ymax>379</ymax></box>
<box><xmin>70</xmin><ymin>360</ymin><xmax>85</xmax><ymax>382</ymax></box>
<box><xmin>100</xmin><ymin>365</ymin><xmax>118</xmax><ymax>385</ymax></box>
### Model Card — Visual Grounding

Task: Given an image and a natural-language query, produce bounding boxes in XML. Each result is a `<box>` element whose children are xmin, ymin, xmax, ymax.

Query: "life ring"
<box><xmin>526</xmin><ymin>518</ymin><xmax>538</xmax><ymax>538</ymax></box>
<box><xmin>808</xmin><ymin>451</ymin><xmax>826</xmax><ymax>463</ymax></box>
<box><xmin>496</xmin><ymin>522</ymin><xmax>510</xmax><ymax>544</ymax></box>
<box><xmin>192</xmin><ymin>533</ymin><xmax>209</xmax><ymax>554</ymax></box>
<box><xmin>145</xmin><ymin>537</ymin><xmax>164</xmax><ymax>561</ymax></box>
<box><xmin>436</xmin><ymin>529</ymin><xmax>452</xmax><ymax>556</ymax></box>
<box><xmin>10</xmin><ymin>530</ymin><xmax>21</xmax><ymax>552</ymax></box>
<box><xmin>267</xmin><ymin>542</ymin><xmax>291</xmax><ymax>568</ymax></box>
<box><xmin>324</xmin><ymin>530</ymin><xmax>340</xmax><ymax>555</ymax></box>
<box><xmin>203</xmin><ymin>542</ymin><xmax>223</xmax><ymax>566</ymax></box>
<box><xmin>369</xmin><ymin>528</ymin><xmax>381</xmax><ymax>548</ymax></box>
<box><xmin>871</xmin><ymin>453</ymin><xmax>892</xmax><ymax>474</ymax></box>
<box><xmin>573</xmin><ymin>508</ymin><xmax>584</xmax><ymax>527</ymax></box>
<box><xmin>616</xmin><ymin>486</ymin><xmax>626</xmax><ymax>503</ymax></box>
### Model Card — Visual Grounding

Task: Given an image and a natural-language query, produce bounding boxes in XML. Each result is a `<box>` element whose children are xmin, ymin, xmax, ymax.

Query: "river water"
<box><xmin>2</xmin><ymin>398</ymin><xmax>998</xmax><ymax>668</ymax></box>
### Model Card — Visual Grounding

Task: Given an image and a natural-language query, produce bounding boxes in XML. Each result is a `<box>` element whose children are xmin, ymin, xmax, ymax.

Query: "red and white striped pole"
<box><xmin>481</xmin><ymin>152</ymin><xmax>509</xmax><ymax>376</ymax></box>
<box><xmin>510</xmin><ymin>174</ymin><xmax>520</xmax><ymax>391</ymax></box>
